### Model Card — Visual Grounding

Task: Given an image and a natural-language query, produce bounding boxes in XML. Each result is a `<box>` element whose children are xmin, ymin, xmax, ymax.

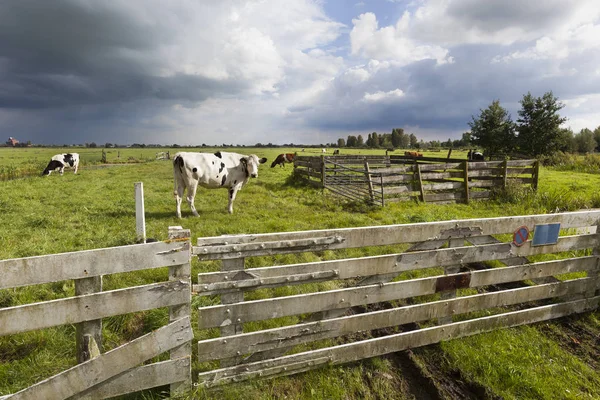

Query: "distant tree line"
<box><xmin>335</xmin><ymin>90</ymin><xmax>600</xmax><ymax>159</ymax></box>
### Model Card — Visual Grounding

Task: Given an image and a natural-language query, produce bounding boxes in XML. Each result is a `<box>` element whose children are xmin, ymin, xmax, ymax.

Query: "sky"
<box><xmin>1</xmin><ymin>0</ymin><xmax>600</xmax><ymax>146</ymax></box>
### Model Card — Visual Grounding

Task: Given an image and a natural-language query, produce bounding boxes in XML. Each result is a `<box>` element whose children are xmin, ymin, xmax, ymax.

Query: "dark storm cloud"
<box><xmin>0</xmin><ymin>1</ymin><xmax>243</xmax><ymax>110</ymax></box>
<box><xmin>299</xmin><ymin>43</ymin><xmax>600</xmax><ymax>134</ymax></box>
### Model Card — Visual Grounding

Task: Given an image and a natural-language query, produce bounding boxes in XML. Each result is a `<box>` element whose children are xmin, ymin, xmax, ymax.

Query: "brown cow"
<box><xmin>271</xmin><ymin>153</ymin><xmax>295</xmax><ymax>168</ymax></box>
<box><xmin>404</xmin><ymin>151</ymin><xmax>423</xmax><ymax>157</ymax></box>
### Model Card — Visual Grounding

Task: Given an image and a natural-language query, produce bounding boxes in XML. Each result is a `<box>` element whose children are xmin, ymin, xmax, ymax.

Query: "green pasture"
<box><xmin>0</xmin><ymin>147</ymin><xmax>599</xmax><ymax>399</ymax></box>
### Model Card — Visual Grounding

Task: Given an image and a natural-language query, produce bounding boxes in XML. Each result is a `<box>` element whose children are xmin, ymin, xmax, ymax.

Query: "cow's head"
<box><xmin>241</xmin><ymin>155</ymin><xmax>268</xmax><ymax>178</ymax></box>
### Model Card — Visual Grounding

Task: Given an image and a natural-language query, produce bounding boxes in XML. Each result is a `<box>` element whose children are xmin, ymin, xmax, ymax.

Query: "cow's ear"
<box><xmin>240</xmin><ymin>157</ymin><xmax>248</xmax><ymax>166</ymax></box>
<box><xmin>259</xmin><ymin>157</ymin><xmax>267</xmax><ymax>164</ymax></box>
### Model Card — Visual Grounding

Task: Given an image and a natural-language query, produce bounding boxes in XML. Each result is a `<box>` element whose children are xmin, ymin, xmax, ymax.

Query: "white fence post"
<box><xmin>135</xmin><ymin>182</ymin><xmax>146</xmax><ymax>243</ymax></box>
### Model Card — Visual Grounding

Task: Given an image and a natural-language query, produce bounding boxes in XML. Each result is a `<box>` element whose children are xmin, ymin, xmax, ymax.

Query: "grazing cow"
<box><xmin>322</xmin><ymin>148</ymin><xmax>326</xmax><ymax>153</ymax></box>
<box><xmin>271</xmin><ymin>153</ymin><xmax>295</xmax><ymax>168</ymax></box>
<box><xmin>173</xmin><ymin>151</ymin><xmax>267</xmax><ymax>217</ymax></box>
<box><xmin>333</xmin><ymin>149</ymin><xmax>340</xmax><ymax>155</ymax></box>
<box><xmin>468</xmin><ymin>150</ymin><xmax>484</xmax><ymax>161</ymax></box>
<box><xmin>42</xmin><ymin>153</ymin><xmax>80</xmax><ymax>175</ymax></box>
<box><xmin>404</xmin><ymin>151</ymin><xmax>423</xmax><ymax>157</ymax></box>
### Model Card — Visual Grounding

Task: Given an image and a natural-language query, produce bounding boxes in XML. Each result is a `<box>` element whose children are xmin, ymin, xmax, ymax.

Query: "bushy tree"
<box><xmin>593</xmin><ymin>125</ymin><xmax>600</xmax><ymax>152</ymax></box>
<box><xmin>391</xmin><ymin>128</ymin><xmax>404</xmax><ymax>148</ymax></box>
<box><xmin>357</xmin><ymin>135</ymin><xmax>364</xmax><ymax>147</ymax></box>
<box><xmin>468</xmin><ymin>100</ymin><xmax>516</xmax><ymax>157</ymax></box>
<box><xmin>409</xmin><ymin>133</ymin><xmax>418</xmax><ymax>148</ymax></box>
<box><xmin>574</xmin><ymin>128</ymin><xmax>597</xmax><ymax>153</ymax></box>
<box><xmin>346</xmin><ymin>135</ymin><xmax>358</xmax><ymax>147</ymax></box>
<box><xmin>516</xmin><ymin>91</ymin><xmax>567</xmax><ymax>157</ymax></box>
<box><xmin>337</xmin><ymin>138</ymin><xmax>346</xmax><ymax>148</ymax></box>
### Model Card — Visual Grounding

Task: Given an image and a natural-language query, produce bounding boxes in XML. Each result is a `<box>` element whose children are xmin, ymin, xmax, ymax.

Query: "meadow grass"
<box><xmin>0</xmin><ymin>147</ymin><xmax>599</xmax><ymax>399</ymax></box>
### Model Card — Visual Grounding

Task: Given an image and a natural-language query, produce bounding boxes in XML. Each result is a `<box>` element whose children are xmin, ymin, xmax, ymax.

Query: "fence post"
<box><xmin>135</xmin><ymin>182</ymin><xmax>146</xmax><ymax>243</ymax></box>
<box><xmin>532</xmin><ymin>160</ymin><xmax>540</xmax><ymax>190</ymax></box>
<box><xmin>75</xmin><ymin>276</ymin><xmax>103</xmax><ymax>363</ymax></box>
<box><xmin>463</xmin><ymin>161</ymin><xmax>470</xmax><ymax>204</ymax></box>
<box><xmin>416</xmin><ymin>163</ymin><xmax>425</xmax><ymax>202</ymax></box>
<box><xmin>503</xmin><ymin>160</ymin><xmax>508</xmax><ymax>188</ymax></box>
<box><xmin>168</xmin><ymin>226</ymin><xmax>192</xmax><ymax>396</ymax></box>
<box><xmin>320</xmin><ymin>155</ymin><xmax>325</xmax><ymax>188</ymax></box>
<box><xmin>364</xmin><ymin>161</ymin><xmax>374</xmax><ymax>204</ymax></box>
<box><xmin>220</xmin><ymin>257</ymin><xmax>245</xmax><ymax>367</ymax></box>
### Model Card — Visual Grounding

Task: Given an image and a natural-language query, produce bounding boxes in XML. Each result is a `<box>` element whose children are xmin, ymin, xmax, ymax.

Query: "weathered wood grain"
<box><xmin>0</xmin><ymin>281</ymin><xmax>190</xmax><ymax>336</ymax></box>
<box><xmin>71</xmin><ymin>358</ymin><xmax>191</xmax><ymax>400</ymax></box>
<box><xmin>195</xmin><ymin>211</ymin><xmax>600</xmax><ymax>253</ymax></box>
<box><xmin>198</xmin><ymin>257</ymin><xmax>596</xmax><ymax>328</ymax></box>
<box><xmin>196</xmin><ymin>236</ymin><xmax>597</xmax><ymax>290</ymax></box>
<box><xmin>197</xmin><ymin>278</ymin><xmax>593</xmax><ymax>362</ymax></box>
<box><xmin>197</xmin><ymin>297</ymin><xmax>599</xmax><ymax>387</ymax></box>
<box><xmin>8</xmin><ymin>317</ymin><xmax>192</xmax><ymax>400</ymax></box>
<box><xmin>1</xmin><ymin>241</ymin><xmax>189</xmax><ymax>290</ymax></box>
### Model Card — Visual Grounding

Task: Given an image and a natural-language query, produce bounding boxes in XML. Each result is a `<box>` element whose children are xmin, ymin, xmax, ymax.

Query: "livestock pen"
<box><xmin>293</xmin><ymin>155</ymin><xmax>539</xmax><ymax>205</ymax></box>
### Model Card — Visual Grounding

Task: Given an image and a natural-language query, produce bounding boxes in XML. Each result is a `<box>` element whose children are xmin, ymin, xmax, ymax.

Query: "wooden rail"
<box><xmin>194</xmin><ymin>211</ymin><xmax>600</xmax><ymax>386</ymax></box>
<box><xmin>0</xmin><ymin>227</ymin><xmax>192</xmax><ymax>399</ymax></box>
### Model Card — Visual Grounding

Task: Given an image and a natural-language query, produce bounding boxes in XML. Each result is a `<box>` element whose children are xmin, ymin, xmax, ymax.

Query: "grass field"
<box><xmin>0</xmin><ymin>146</ymin><xmax>599</xmax><ymax>399</ymax></box>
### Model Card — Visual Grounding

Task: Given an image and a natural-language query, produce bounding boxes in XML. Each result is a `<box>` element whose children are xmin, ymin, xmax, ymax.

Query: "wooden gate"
<box><xmin>0</xmin><ymin>227</ymin><xmax>193</xmax><ymax>400</ymax></box>
<box><xmin>194</xmin><ymin>211</ymin><xmax>600</xmax><ymax>387</ymax></box>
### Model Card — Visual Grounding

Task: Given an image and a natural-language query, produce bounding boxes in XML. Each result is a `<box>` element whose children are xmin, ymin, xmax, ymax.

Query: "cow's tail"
<box><xmin>173</xmin><ymin>155</ymin><xmax>184</xmax><ymax>196</ymax></box>
<box><xmin>270</xmin><ymin>159</ymin><xmax>277</xmax><ymax>168</ymax></box>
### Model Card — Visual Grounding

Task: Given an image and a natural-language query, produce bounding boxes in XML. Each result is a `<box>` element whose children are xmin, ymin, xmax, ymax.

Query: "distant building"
<box><xmin>6</xmin><ymin>137</ymin><xmax>19</xmax><ymax>147</ymax></box>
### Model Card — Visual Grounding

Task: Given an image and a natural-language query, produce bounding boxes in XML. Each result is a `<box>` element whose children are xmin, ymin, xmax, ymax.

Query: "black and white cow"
<box><xmin>173</xmin><ymin>151</ymin><xmax>267</xmax><ymax>217</ymax></box>
<box><xmin>42</xmin><ymin>153</ymin><xmax>80</xmax><ymax>175</ymax></box>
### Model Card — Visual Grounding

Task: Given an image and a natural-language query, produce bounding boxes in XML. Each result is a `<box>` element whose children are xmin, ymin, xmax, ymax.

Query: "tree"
<box><xmin>346</xmin><ymin>135</ymin><xmax>358</xmax><ymax>147</ymax></box>
<box><xmin>593</xmin><ymin>125</ymin><xmax>600</xmax><ymax>152</ymax></box>
<box><xmin>574</xmin><ymin>128</ymin><xmax>597</xmax><ymax>153</ymax></box>
<box><xmin>391</xmin><ymin>128</ymin><xmax>404</xmax><ymax>148</ymax></box>
<box><xmin>461</xmin><ymin>132</ymin><xmax>472</xmax><ymax>147</ymax></box>
<box><xmin>516</xmin><ymin>91</ymin><xmax>567</xmax><ymax>157</ymax></box>
<box><xmin>468</xmin><ymin>100</ymin><xmax>516</xmax><ymax>157</ymax></box>
<box><xmin>409</xmin><ymin>133</ymin><xmax>418</xmax><ymax>148</ymax></box>
<box><xmin>357</xmin><ymin>135</ymin><xmax>364</xmax><ymax>147</ymax></box>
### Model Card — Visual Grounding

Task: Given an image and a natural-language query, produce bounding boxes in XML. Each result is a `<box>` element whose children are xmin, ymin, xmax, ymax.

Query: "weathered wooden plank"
<box><xmin>418</xmin><ymin>163</ymin><xmax>463</xmax><ymax>171</ymax></box>
<box><xmin>195</xmin><ymin>211</ymin><xmax>600</xmax><ymax>252</ymax></box>
<box><xmin>71</xmin><ymin>358</ymin><xmax>191</xmax><ymax>400</ymax></box>
<box><xmin>382</xmin><ymin>185</ymin><xmax>415</xmax><ymax>195</ymax></box>
<box><xmin>468</xmin><ymin>169</ymin><xmax>503</xmax><ymax>177</ymax></box>
<box><xmin>425</xmin><ymin>192</ymin><xmax>465</xmax><ymax>202</ymax></box>
<box><xmin>197</xmin><ymin>235</ymin><xmax>597</xmax><ymax>286</ymax></box>
<box><xmin>9</xmin><ymin>317</ymin><xmax>192</xmax><ymax>400</ymax></box>
<box><xmin>506</xmin><ymin>160</ymin><xmax>536</xmax><ymax>167</ymax></box>
<box><xmin>0</xmin><ymin>281</ymin><xmax>190</xmax><ymax>336</ymax></box>
<box><xmin>381</xmin><ymin>174</ymin><xmax>414</xmax><ymax>184</ymax></box>
<box><xmin>167</xmin><ymin>227</ymin><xmax>192</xmax><ymax>396</ymax></box>
<box><xmin>420</xmin><ymin>172</ymin><xmax>464</xmax><ymax>180</ymax></box>
<box><xmin>198</xmin><ymin>256</ymin><xmax>596</xmax><ymax>328</ymax></box>
<box><xmin>467</xmin><ymin>180</ymin><xmax>498</xmax><ymax>188</ymax></box>
<box><xmin>1</xmin><ymin>241</ymin><xmax>190</xmax><ymax>290</ymax></box>
<box><xmin>197</xmin><ymin>278</ymin><xmax>593</xmax><ymax>362</ymax></box>
<box><xmin>197</xmin><ymin>296</ymin><xmax>600</xmax><ymax>387</ymax></box>
<box><xmin>422</xmin><ymin>182</ymin><xmax>464</xmax><ymax>191</ymax></box>
<box><xmin>75</xmin><ymin>276</ymin><xmax>103</xmax><ymax>363</ymax></box>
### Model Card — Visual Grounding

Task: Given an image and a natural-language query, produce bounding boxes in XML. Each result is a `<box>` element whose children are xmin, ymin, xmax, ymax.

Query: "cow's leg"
<box><xmin>187</xmin><ymin>181</ymin><xmax>200</xmax><ymax>217</ymax></box>
<box><xmin>174</xmin><ymin>175</ymin><xmax>186</xmax><ymax>219</ymax></box>
<box><xmin>227</xmin><ymin>185</ymin><xmax>241</xmax><ymax>214</ymax></box>
<box><xmin>74</xmin><ymin>163</ymin><xmax>78</xmax><ymax>174</ymax></box>
<box><xmin>59</xmin><ymin>167</ymin><xmax>65</xmax><ymax>175</ymax></box>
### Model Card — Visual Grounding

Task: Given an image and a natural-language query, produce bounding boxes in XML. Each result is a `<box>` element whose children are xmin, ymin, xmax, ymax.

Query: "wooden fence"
<box><xmin>193</xmin><ymin>210</ymin><xmax>600</xmax><ymax>387</ymax></box>
<box><xmin>294</xmin><ymin>155</ymin><xmax>539</xmax><ymax>205</ymax></box>
<box><xmin>0</xmin><ymin>227</ymin><xmax>192</xmax><ymax>400</ymax></box>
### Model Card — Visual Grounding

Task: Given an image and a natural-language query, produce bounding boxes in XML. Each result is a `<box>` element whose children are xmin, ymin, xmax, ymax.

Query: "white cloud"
<box><xmin>350</xmin><ymin>12</ymin><xmax>452</xmax><ymax>65</ymax></box>
<box><xmin>363</xmin><ymin>88</ymin><xmax>405</xmax><ymax>102</ymax></box>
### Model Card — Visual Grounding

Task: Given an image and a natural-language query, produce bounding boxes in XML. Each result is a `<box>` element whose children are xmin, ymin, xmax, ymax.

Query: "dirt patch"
<box><xmin>537</xmin><ymin>312</ymin><xmax>600</xmax><ymax>371</ymax></box>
